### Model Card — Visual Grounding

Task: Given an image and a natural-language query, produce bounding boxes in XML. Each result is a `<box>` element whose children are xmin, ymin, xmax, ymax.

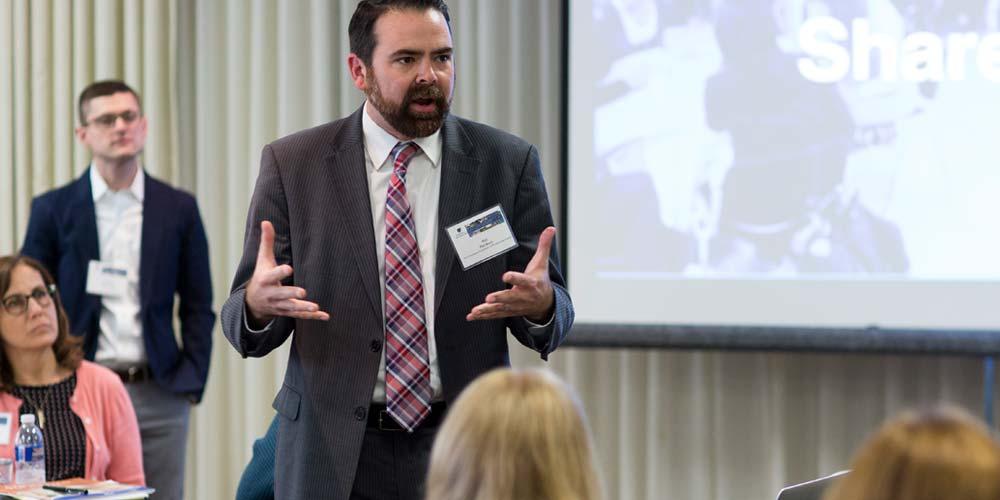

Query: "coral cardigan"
<box><xmin>0</xmin><ymin>361</ymin><xmax>144</xmax><ymax>485</ymax></box>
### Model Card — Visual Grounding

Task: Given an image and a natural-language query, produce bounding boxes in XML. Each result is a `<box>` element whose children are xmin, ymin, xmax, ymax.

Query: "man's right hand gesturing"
<box><xmin>245</xmin><ymin>220</ymin><xmax>330</xmax><ymax>327</ymax></box>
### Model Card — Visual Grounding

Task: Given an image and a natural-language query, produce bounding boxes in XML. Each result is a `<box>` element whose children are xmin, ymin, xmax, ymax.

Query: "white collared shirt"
<box><xmin>90</xmin><ymin>165</ymin><xmax>147</xmax><ymax>367</ymax></box>
<box><xmin>362</xmin><ymin>101</ymin><xmax>444</xmax><ymax>403</ymax></box>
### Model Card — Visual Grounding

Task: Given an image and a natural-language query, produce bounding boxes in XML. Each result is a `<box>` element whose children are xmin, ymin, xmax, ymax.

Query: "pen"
<box><xmin>42</xmin><ymin>484</ymin><xmax>89</xmax><ymax>495</ymax></box>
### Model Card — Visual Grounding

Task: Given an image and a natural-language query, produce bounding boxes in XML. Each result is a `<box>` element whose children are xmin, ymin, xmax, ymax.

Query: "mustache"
<box><xmin>406</xmin><ymin>84</ymin><xmax>445</xmax><ymax>102</ymax></box>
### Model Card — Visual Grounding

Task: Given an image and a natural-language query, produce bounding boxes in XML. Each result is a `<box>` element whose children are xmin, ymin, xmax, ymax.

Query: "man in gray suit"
<box><xmin>220</xmin><ymin>1</ymin><xmax>573</xmax><ymax>499</ymax></box>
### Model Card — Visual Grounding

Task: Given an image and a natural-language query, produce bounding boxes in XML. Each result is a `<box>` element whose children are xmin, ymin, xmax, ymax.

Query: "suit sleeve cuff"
<box><xmin>244</xmin><ymin>304</ymin><xmax>275</xmax><ymax>333</ymax></box>
<box><xmin>524</xmin><ymin>310</ymin><xmax>554</xmax><ymax>330</ymax></box>
<box><xmin>524</xmin><ymin>310</ymin><xmax>555</xmax><ymax>352</ymax></box>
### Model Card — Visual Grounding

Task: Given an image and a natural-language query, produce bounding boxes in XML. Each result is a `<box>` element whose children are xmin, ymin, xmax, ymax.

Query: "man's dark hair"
<box><xmin>77</xmin><ymin>80</ymin><xmax>143</xmax><ymax>125</ymax></box>
<box><xmin>349</xmin><ymin>0</ymin><xmax>451</xmax><ymax>66</ymax></box>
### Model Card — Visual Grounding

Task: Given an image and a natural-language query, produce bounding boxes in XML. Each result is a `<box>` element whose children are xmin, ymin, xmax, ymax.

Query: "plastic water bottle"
<box><xmin>14</xmin><ymin>414</ymin><xmax>45</xmax><ymax>485</ymax></box>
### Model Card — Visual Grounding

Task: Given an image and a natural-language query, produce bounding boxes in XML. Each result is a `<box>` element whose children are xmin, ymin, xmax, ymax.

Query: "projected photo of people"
<box><xmin>588</xmin><ymin>0</ymin><xmax>709</xmax><ymax>273</ymax></box>
<box><xmin>580</xmin><ymin>0</ymin><xmax>1000</xmax><ymax>280</ymax></box>
<box><xmin>705</xmin><ymin>0</ymin><xmax>909</xmax><ymax>274</ymax></box>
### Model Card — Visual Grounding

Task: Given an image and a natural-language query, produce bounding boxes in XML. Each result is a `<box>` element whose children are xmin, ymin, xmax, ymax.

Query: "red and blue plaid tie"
<box><xmin>384</xmin><ymin>142</ymin><xmax>431</xmax><ymax>431</ymax></box>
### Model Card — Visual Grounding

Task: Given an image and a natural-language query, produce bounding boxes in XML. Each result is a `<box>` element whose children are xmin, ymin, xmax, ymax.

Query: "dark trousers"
<box><xmin>349</xmin><ymin>424</ymin><xmax>439</xmax><ymax>500</ymax></box>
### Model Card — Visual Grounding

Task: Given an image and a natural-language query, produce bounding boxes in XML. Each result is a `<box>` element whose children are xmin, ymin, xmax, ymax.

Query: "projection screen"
<box><xmin>565</xmin><ymin>0</ymin><xmax>1000</xmax><ymax>347</ymax></box>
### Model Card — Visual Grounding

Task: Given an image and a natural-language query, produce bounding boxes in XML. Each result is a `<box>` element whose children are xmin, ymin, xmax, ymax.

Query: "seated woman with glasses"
<box><xmin>424</xmin><ymin>368</ymin><xmax>604</xmax><ymax>500</ymax></box>
<box><xmin>0</xmin><ymin>255</ymin><xmax>143</xmax><ymax>484</ymax></box>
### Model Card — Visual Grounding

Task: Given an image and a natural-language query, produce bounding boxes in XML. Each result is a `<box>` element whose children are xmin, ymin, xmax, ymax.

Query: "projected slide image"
<box><xmin>574</xmin><ymin>0</ymin><xmax>1000</xmax><ymax>281</ymax></box>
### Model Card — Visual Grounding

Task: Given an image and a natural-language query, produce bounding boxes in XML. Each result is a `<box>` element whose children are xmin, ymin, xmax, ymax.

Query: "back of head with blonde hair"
<box><xmin>822</xmin><ymin>405</ymin><xmax>1000</xmax><ymax>500</ymax></box>
<box><xmin>424</xmin><ymin>368</ymin><xmax>603</xmax><ymax>500</ymax></box>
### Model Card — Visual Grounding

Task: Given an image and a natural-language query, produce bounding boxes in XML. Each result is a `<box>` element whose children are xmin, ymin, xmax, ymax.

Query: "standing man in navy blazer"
<box><xmin>221</xmin><ymin>1</ymin><xmax>573</xmax><ymax>498</ymax></box>
<box><xmin>21</xmin><ymin>80</ymin><xmax>214</xmax><ymax>499</ymax></box>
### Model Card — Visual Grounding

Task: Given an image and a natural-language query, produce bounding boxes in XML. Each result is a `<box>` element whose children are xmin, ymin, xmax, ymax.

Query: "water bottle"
<box><xmin>14</xmin><ymin>414</ymin><xmax>45</xmax><ymax>485</ymax></box>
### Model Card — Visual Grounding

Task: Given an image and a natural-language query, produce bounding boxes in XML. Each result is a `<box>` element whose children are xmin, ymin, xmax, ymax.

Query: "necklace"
<box><xmin>16</xmin><ymin>384</ymin><xmax>55</xmax><ymax>430</ymax></box>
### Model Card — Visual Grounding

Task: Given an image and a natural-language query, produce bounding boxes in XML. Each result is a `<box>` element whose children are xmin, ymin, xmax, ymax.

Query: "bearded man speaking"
<box><xmin>219</xmin><ymin>1</ymin><xmax>574</xmax><ymax>499</ymax></box>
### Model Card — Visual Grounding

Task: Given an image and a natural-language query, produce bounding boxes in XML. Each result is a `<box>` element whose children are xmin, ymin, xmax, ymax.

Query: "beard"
<box><xmin>365</xmin><ymin>72</ymin><xmax>451</xmax><ymax>138</ymax></box>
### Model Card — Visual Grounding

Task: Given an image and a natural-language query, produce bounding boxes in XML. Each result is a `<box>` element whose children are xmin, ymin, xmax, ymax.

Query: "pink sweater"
<box><xmin>0</xmin><ymin>361</ymin><xmax>144</xmax><ymax>485</ymax></box>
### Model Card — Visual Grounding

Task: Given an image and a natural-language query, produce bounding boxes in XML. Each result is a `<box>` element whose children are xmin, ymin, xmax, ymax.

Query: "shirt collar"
<box><xmin>361</xmin><ymin>100</ymin><xmax>443</xmax><ymax>171</ymax></box>
<box><xmin>90</xmin><ymin>164</ymin><xmax>145</xmax><ymax>202</ymax></box>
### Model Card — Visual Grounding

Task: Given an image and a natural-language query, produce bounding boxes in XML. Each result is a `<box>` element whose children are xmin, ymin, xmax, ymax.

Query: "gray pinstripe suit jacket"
<box><xmin>221</xmin><ymin>107</ymin><xmax>574</xmax><ymax>499</ymax></box>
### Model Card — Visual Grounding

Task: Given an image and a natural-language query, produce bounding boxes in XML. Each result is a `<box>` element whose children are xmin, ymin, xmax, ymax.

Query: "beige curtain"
<box><xmin>3</xmin><ymin>1</ymin><xmax>996</xmax><ymax>499</ymax></box>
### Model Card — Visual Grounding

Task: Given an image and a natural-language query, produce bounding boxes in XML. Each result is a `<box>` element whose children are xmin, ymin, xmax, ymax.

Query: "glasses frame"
<box><xmin>1</xmin><ymin>284</ymin><xmax>57</xmax><ymax>316</ymax></box>
<box><xmin>84</xmin><ymin>110</ymin><xmax>141</xmax><ymax>129</ymax></box>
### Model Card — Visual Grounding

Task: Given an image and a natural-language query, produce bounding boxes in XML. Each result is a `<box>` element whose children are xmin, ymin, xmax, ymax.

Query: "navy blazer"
<box><xmin>21</xmin><ymin>169</ymin><xmax>215</xmax><ymax>402</ymax></box>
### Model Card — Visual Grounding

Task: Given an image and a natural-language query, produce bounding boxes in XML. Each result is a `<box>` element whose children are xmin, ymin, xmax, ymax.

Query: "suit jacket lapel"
<box><xmin>140</xmin><ymin>173</ymin><xmax>164</xmax><ymax>309</ymax></box>
<box><xmin>71</xmin><ymin>170</ymin><xmax>101</xmax><ymax>264</ymax></box>
<box><xmin>327</xmin><ymin>108</ymin><xmax>383</xmax><ymax>318</ymax></box>
<box><xmin>70</xmin><ymin>170</ymin><xmax>103</xmax><ymax>336</ymax></box>
<box><xmin>435</xmin><ymin>116</ymin><xmax>479</xmax><ymax>312</ymax></box>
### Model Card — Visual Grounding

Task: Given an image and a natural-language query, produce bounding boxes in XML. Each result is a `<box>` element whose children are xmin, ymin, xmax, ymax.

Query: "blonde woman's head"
<box><xmin>822</xmin><ymin>405</ymin><xmax>1000</xmax><ymax>500</ymax></box>
<box><xmin>425</xmin><ymin>368</ymin><xmax>603</xmax><ymax>500</ymax></box>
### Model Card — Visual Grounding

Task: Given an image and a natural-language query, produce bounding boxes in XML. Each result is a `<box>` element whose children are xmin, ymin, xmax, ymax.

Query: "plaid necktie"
<box><xmin>384</xmin><ymin>141</ymin><xmax>431</xmax><ymax>431</ymax></box>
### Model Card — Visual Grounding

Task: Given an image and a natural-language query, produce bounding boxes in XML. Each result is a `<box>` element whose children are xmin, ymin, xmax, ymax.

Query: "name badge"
<box><xmin>0</xmin><ymin>412</ymin><xmax>10</xmax><ymax>445</ymax></box>
<box><xmin>86</xmin><ymin>260</ymin><xmax>129</xmax><ymax>298</ymax></box>
<box><xmin>446</xmin><ymin>205</ymin><xmax>518</xmax><ymax>270</ymax></box>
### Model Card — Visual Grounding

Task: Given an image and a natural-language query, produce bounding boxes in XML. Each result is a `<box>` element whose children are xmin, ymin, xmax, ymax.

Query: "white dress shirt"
<box><xmin>362</xmin><ymin>102</ymin><xmax>444</xmax><ymax>403</ymax></box>
<box><xmin>90</xmin><ymin>165</ymin><xmax>147</xmax><ymax>368</ymax></box>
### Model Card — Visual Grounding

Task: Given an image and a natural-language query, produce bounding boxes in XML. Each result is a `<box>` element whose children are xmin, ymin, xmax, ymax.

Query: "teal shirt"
<box><xmin>236</xmin><ymin>415</ymin><xmax>278</xmax><ymax>500</ymax></box>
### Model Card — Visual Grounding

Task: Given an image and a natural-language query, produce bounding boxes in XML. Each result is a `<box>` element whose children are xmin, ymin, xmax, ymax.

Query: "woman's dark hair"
<box><xmin>0</xmin><ymin>255</ymin><xmax>83</xmax><ymax>392</ymax></box>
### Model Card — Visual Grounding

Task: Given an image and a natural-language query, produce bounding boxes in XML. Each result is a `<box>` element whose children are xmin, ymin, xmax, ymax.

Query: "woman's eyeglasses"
<box><xmin>1</xmin><ymin>284</ymin><xmax>57</xmax><ymax>315</ymax></box>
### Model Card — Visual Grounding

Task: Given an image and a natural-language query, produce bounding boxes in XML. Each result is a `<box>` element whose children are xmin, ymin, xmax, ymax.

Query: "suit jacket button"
<box><xmin>370</xmin><ymin>339</ymin><xmax>382</xmax><ymax>352</ymax></box>
<box><xmin>354</xmin><ymin>406</ymin><xmax>366</xmax><ymax>421</ymax></box>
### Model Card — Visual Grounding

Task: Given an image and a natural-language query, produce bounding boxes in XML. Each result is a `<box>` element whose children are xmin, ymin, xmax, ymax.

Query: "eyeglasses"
<box><xmin>84</xmin><ymin>110</ymin><xmax>140</xmax><ymax>129</ymax></box>
<box><xmin>1</xmin><ymin>284</ymin><xmax>56</xmax><ymax>316</ymax></box>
